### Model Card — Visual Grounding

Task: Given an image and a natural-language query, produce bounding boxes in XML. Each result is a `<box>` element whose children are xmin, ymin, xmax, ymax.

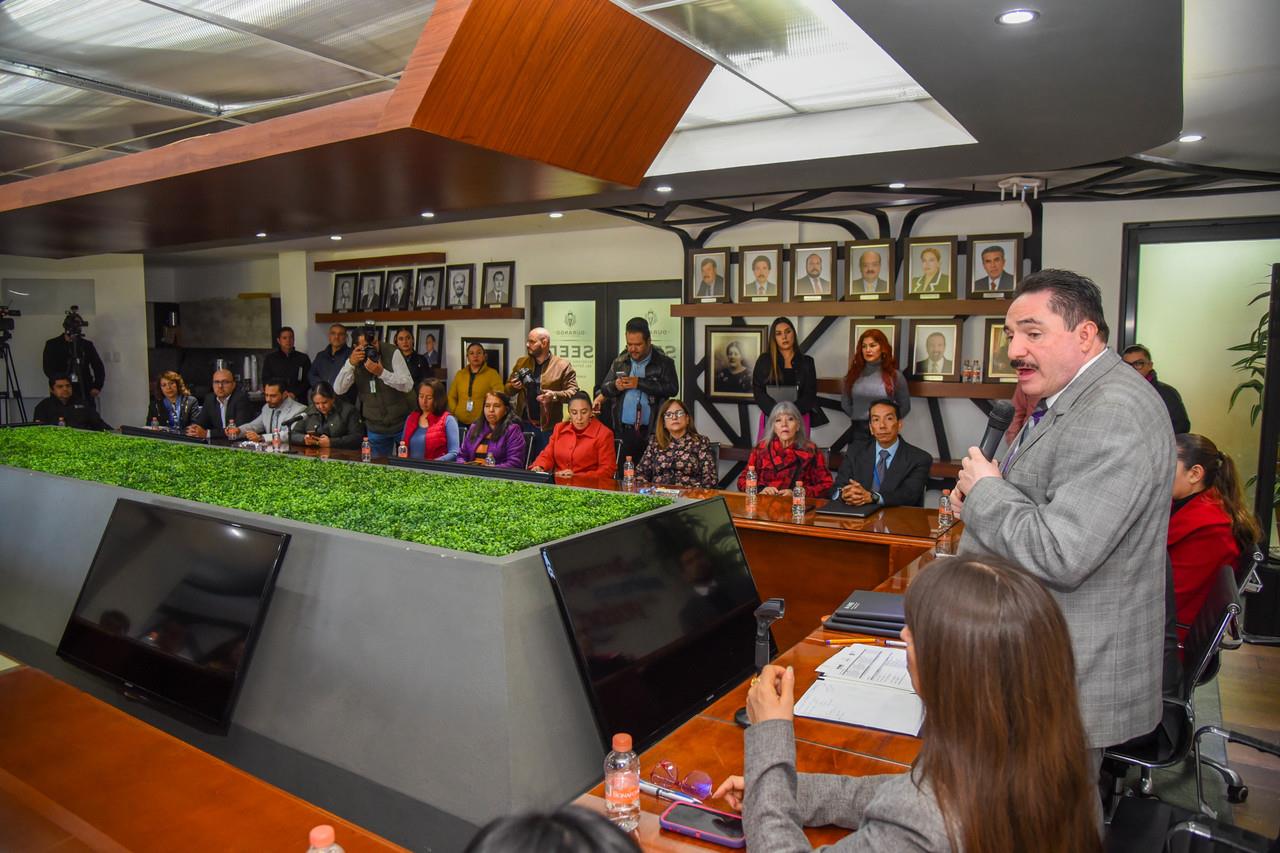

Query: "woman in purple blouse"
<box><xmin>458</xmin><ymin>390</ymin><xmax>527</xmax><ymax>468</ymax></box>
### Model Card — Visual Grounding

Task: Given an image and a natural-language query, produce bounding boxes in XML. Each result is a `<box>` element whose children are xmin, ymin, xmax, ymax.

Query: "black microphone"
<box><xmin>281</xmin><ymin>412</ymin><xmax>307</xmax><ymax>429</ymax></box>
<box><xmin>978</xmin><ymin>400</ymin><xmax>1016</xmax><ymax>461</ymax></box>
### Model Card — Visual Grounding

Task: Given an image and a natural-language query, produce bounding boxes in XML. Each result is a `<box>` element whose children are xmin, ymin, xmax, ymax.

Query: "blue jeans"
<box><xmin>366</xmin><ymin>429</ymin><xmax>399</xmax><ymax>458</ymax></box>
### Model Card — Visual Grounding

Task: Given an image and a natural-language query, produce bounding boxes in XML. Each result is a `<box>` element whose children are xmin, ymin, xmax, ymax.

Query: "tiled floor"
<box><xmin>1217</xmin><ymin>640</ymin><xmax>1280</xmax><ymax>837</ymax></box>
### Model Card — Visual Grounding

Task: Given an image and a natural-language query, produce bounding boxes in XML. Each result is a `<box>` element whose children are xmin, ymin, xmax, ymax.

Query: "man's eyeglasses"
<box><xmin>663</xmin><ymin>410</ymin><xmax>687</xmax><ymax>420</ymax></box>
<box><xmin>1124</xmin><ymin>359</ymin><xmax>1149</xmax><ymax>369</ymax></box>
<box><xmin>651</xmin><ymin>760</ymin><xmax>712</xmax><ymax>800</ymax></box>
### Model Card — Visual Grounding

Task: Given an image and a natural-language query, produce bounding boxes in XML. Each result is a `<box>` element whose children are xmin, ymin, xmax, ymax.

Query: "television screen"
<box><xmin>541</xmin><ymin>498</ymin><xmax>765</xmax><ymax>752</ymax></box>
<box><xmin>387</xmin><ymin>456</ymin><xmax>554</xmax><ymax>484</ymax></box>
<box><xmin>57</xmin><ymin>499</ymin><xmax>290</xmax><ymax>729</ymax></box>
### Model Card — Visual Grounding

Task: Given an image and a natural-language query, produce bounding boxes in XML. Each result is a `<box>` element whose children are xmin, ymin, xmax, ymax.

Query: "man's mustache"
<box><xmin>1010</xmin><ymin>359</ymin><xmax>1035</xmax><ymax>370</ymax></box>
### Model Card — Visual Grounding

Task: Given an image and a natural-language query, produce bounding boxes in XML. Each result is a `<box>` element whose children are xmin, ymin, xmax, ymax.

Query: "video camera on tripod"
<box><xmin>0</xmin><ymin>304</ymin><xmax>19</xmax><ymax>344</ymax></box>
<box><xmin>62</xmin><ymin>305</ymin><xmax>89</xmax><ymax>337</ymax></box>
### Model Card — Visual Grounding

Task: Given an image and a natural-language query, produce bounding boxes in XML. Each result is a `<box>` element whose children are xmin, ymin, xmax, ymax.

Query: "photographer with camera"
<box><xmin>334</xmin><ymin>325</ymin><xmax>413</xmax><ymax>457</ymax></box>
<box><xmin>42</xmin><ymin>307</ymin><xmax>105</xmax><ymax>407</ymax></box>
<box><xmin>290</xmin><ymin>382</ymin><xmax>363</xmax><ymax>450</ymax></box>
<box><xmin>33</xmin><ymin>374</ymin><xmax>112</xmax><ymax>431</ymax></box>
<box><xmin>506</xmin><ymin>327</ymin><xmax>578</xmax><ymax>461</ymax></box>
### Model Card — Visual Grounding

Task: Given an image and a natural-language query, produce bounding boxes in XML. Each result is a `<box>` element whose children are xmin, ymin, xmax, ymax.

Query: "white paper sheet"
<box><xmin>815</xmin><ymin>645</ymin><xmax>913</xmax><ymax>691</ymax></box>
<box><xmin>794</xmin><ymin>678</ymin><xmax>924</xmax><ymax>737</ymax></box>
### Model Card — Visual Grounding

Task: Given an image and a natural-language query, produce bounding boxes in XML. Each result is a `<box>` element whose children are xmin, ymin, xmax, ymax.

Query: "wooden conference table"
<box><xmin>0</xmin><ymin>663</ymin><xmax>407</xmax><ymax>852</ymax></box>
<box><xmin>575</xmin><ymin>546</ymin><xmax>951</xmax><ymax>850</ymax></box>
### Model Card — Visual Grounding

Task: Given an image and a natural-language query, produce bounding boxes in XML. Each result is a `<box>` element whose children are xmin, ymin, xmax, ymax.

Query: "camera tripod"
<box><xmin>0</xmin><ymin>338</ymin><xmax>27</xmax><ymax>425</ymax></box>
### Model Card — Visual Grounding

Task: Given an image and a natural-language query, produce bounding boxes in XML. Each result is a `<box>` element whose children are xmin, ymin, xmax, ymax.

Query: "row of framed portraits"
<box><xmin>331</xmin><ymin>262</ymin><xmax>516</xmax><ymax>313</ymax></box>
<box><xmin>704</xmin><ymin>317</ymin><xmax>1015</xmax><ymax>402</ymax></box>
<box><xmin>341</xmin><ymin>322</ymin><xmax>510</xmax><ymax>377</ymax></box>
<box><xmin>686</xmin><ymin>234</ymin><xmax>1023</xmax><ymax>305</ymax></box>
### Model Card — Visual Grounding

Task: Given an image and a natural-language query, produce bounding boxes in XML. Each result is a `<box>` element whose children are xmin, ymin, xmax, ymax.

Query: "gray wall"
<box><xmin>0</xmin><ymin>465</ymin><xmax>661</xmax><ymax>824</ymax></box>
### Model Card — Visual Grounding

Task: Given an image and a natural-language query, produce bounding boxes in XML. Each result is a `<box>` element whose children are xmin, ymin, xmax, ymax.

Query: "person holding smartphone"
<box><xmin>713</xmin><ymin>558</ymin><xmax>1102</xmax><ymax>853</ymax></box>
<box><xmin>290</xmin><ymin>382</ymin><xmax>363</xmax><ymax>449</ymax></box>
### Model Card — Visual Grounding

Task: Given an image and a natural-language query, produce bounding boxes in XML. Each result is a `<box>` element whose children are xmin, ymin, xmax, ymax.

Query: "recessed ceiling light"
<box><xmin>420</xmin><ymin>211</ymin><xmax>435</xmax><ymax>218</ymax></box>
<box><xmin>655</xmin><ymin>185</ymin><xmax>673</xmax><ymax>193</ymax></box>
<box><xmin>1177</xmin><ymin>133</ymin><xmax>1204</xmax><ymax>143</ymax></box>
<box><xmin>997</xmin><ymin>9</ymin><xmax>1038</xmax><ymax>24</ymax></box>
<box><xmin>255</xmin><ymin>232</ymin><xmax>267</xmax><ymax>238</ymax></box>
<box><xmin>548</xmin><ymin>212</ymin><xmax>564</xmax><ymax>219</ymax></box>
<box><xmin>888</xmin><ymin>182</ymin><xmax>906</xmax><ymax>189</ymax></box>
<box><xmin>330</xmin><ymin>235</ymin><xmax>342</xmax><ymax>241</ymax></box>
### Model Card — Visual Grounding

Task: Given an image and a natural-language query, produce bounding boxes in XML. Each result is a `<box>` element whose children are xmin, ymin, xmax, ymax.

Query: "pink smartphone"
<box><xmin>658</xmin><ymin>802</ymin><xmax>746</xmax><ymax>848</ymax></box>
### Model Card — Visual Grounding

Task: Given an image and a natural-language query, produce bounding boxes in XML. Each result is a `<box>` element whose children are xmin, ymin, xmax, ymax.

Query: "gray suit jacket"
<box><xmin>745</xmin><ymin>719</ymin><xmax>951</xmax><ymax>851</ymax></box>
<box><xmin>959</xmin><ymin>349</ymin><xmax>1175</xmax><ymax>748</ymax></box>
<box><xmin>972</xmin><ymin>272</ymin><xmax>1014</xmax><ymax>291</ymax></box>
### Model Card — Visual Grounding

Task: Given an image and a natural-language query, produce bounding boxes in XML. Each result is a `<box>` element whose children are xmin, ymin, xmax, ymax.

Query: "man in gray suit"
<box><xmin>954</xmin><ymin>270</ymin><xmax>1175</xmax><ymax>761</ymax></box>
<box><xmin>792</xmin><ymin>253</ymin><xmax>830</xmax><ymax>296</ymax></box>
<box><xmin>973</xmin><ymin>245</ymin><xmax>1016</xmax><ymax>292</ymax></box>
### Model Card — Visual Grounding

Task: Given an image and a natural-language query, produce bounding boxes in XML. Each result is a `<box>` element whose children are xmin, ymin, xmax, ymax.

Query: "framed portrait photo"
<box><xmin>705</xmin><ymin>325</ymin><xmax>766</xmax><ymax>402</ymax></box>
<box><xmin>417</xmin><ymin>323</ymin><xmax>445</xmax><ymax>372</ymax></box>
<box><xmin>983</xmin><ymin>318</ymin><xmax>1017</xmax><ymax>383</ymax></box>
<box><xmin>789</xmin><ymin>242</ymin><xmax>837</xmax><ymax>303</ymax></box>
<box><xmin>356</xmin><ymin>271</ymin><xmax>385</xmax><ymax>312</ymax></box>
<box><xmin>413</xmin><ymin>267</ymin><xmax>443</xmax><ymax>310</ymax></box>
<box><xmin>445</xmin><ymin>264</ymin><xmax>474</xmax><ymax>309</ymax></box>
<box><xmin>967</xmin><ymin>234</ymin><xmax>1023</xmax><ymax>298</ymax></box>
<box><xmin>383</xmin><ymin>269</ymin><xmax>413</xmax><ymax>312</ymax></box>
<box><xmin>332</xmin><ymin>272</ymin><xmax>358</xmax><ymax>313</ymax></box>
<box><xmin>480</xmin><ymin>262</ymin><xmax>515</xmax><ymax>308</ymax></box>
<box><xmin>844</xmin><ymin>240</ymin><xmax>894</xmax><ymax>302</ymax></box>
<box><xmin>906</xmin><ymin>318</ymin><xmax>963</xmax><ymax>382</ymax></box>
<box><xmin>906</xmin><ymin>236</ymin><xmax>957</xmax><ymax>300</ymax></box>
<box><xmin>460</xmin><ymin>336</ymin><xmax>507</xmax><ymax>377</ymax></box>
<box><xmin>849</xmin><ymin>320</ymin><xmax>899</xmax><ymax>365</ymax></box>
<box><xmin>687</xmin><ymin>247</ymin><xmax>731</xmax><ymax>304</ymax></box>
<box><xmin>738</xmin><ymin>244</ymin><xmax>783</xmax><ymax>303</ymax></box>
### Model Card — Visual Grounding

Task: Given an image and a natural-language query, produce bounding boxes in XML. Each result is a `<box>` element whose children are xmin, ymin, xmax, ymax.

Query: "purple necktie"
<box><xmin>1002</xmin><ymin>402</ymin><xmax>1047</xmax><ymax>475</ymax></box>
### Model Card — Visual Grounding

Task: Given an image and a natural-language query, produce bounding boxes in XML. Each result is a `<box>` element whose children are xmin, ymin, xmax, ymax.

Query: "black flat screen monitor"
<box><xmin>57</xmin><ymin>499</ymin><xmax>290</xmax><ymax>730</ymax></box>
<box><xmin>387</xmin><ymin>456</ymin><xmax>555</xmax><ymax>484</ymax></box>
<box><xmin>541</xmin><ymin>498</ymin><xmax>767</xmax><ymax>753</ymax></box>
<box><xmin>120</xmin><ymin>424</ymin><xmax>210</xmax><ymax>445</ymax></box>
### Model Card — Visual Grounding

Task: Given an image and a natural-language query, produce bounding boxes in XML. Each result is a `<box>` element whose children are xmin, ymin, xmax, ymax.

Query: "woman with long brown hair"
<box><xmin>842</xmin><ymin>328</ymin><xmax>911</xmax><ymax>452</ymax></box>
<box><xmin>635</xmin><ymin>398</ymin><xmax>717</xmax><ymax>488</ymax></box>
<box><xmin>752</xmin><ymin>317</ymin><xmax>828</xmax><ymax>439</ymax></box>
<box><xmin>714</xmin><ymin>557</ymin><xmax>1101</xmax><ymax>853</ymax></box>
<box><xmin>1169</xmin><ymin>433</ymin><xmax>1261</xmax><ymax>639</ymax></box>
<box><xmin>145</xmin><ymin>370</ymin><xmax>201</xmax><ymax>430</ymax></box>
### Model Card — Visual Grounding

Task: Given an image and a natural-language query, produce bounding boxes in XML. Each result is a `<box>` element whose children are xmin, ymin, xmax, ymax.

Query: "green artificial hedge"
<box><xmin>0</xmin><ymin>428</ymin><xmax>669</xmax><ymax>557</ymax></box>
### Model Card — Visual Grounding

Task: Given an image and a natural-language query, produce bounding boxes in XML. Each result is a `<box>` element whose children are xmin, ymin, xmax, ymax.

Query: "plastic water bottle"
<box><xmin>792</xmin><ymin>480</ymin><xmax>806</xmax><ymax>523</ymax></box>
<box><xmin>938</xmin><ymin>489</ymin><xmax>954</xmax><ymax>530</ymax></box>
<box><xmin>57</xmin><ymin>417</ymin><xmax>66</xmax><ymax>427</ymax></box>
<box><xmin>397</xmin><ymin>440</ymin><xmax>408</xmax><ymax>459</ymax></box>
<box><xmin>149</xmin><ymin>417</ymin><xmax>159</xmax><ymax>429</ymax></box>
<box><xmin>745</xmin><ymin>465</ymin><xmax>758</xmax><ymax>501</ymax></box>
<box><xmin>485</xmin><ymin>451</ymin><xmax>496</xmax><ymax>467</ymax></box>
<box><xmin>271</xmin><ymin>429</ymin><xmax>281</xmax><ymax>452</ymax></box>
<box><xmin>622</xmin><ymin>456</ymin><xmax>635</xmax><ymax>488</ymax></box>
<box><xmin>306</xmin><ymin>824</ymin><xmax>345</xmax><ymax>853</ymax></box>
<box><xmin>361</xmin><ymin>437</ymin><xmax>372</xmax><ymax>462</ymax></box>
<box><xmin>604</xmin><ymin>732</ymin><xmax>640</xmax><ymax>832</ymax></box>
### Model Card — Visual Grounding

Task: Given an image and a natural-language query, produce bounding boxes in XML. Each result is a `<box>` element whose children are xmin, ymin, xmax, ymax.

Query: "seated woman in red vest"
<box><xmin>402</xmin><ymin>378</ymin><xmax>459</xmax><ymax>461</ymax></box>
<box><xmin>530</xmin><ymin>391</ymin><xmax>616</xmax><ymax>479</ymax></box>
<box><xmin>1169</xmin><ymin>433</ymin><xmax>1260</xmax><ymax>640</ymax></box>
<box><xmin>737</xmin><ymin>401</ymin><xmax>832</xmax><ymax>496</ymax></box>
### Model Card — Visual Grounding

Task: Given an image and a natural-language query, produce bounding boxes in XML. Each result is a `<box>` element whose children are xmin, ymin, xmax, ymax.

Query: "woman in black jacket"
<box><xmin>752</xmin><ymin>317</ymin><xmax>827</xmax><ymax>439</ymax></box>
<box><xmin>145</xmin><ymin>370</ymin><xmax>201</xmax><ymax>429</ymax></box>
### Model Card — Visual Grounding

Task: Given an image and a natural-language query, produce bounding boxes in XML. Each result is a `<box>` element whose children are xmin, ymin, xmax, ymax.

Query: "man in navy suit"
<box><xmin>830</xmin><ymin>398</ymin><xmax>931</xmax><ymax>507</ymax></box>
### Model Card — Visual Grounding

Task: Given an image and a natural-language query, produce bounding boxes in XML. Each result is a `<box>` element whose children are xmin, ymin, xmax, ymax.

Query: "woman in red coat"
<box><xmin>1168</xmin><ymin>433</ymin><xmax>1260</xmax><ymax>641</ymax></box>
<box><xmin>531</xmin><ymin>391</ymin><xmax>617</xmax><ymax>479</ymax></box>
<box><xmin>737</xmin><ymin>400</ymin><xmax>833</xmax><ymax>496</ymax></box>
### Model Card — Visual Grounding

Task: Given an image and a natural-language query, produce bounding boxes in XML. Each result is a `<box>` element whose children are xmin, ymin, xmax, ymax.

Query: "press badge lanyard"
<box><xmin>466</xmin><ymin>370</ymin><xmax>477</xmax><ymax>412</ymax></box>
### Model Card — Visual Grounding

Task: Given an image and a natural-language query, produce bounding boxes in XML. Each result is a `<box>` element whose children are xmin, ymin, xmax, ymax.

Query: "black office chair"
<box><xmin>1105</xmin><ymin>726</ymin><xmax>1280</xmax><ymax>852</ymax></box>
<box><xmin>522</xmin><ymin>429</ymin><xmax>538</xmax><ymax>468</ymax></box>
<box><xmin>1103</xmin><ymin>565</ymin><xmax>1241</xmax><ymax>813</ymax></box>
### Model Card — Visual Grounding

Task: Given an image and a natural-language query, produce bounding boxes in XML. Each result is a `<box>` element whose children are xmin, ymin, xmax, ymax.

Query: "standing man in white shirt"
<box><xmin>334</xmin><ymin>325</ymin><xmax>414</xmax><ymax>457</ymax></box>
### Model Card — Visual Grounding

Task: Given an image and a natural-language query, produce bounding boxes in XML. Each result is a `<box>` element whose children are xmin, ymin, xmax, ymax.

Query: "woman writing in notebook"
<box><xmin>713</xmin><ymin>558</ymin><xmax>1101</xmax><ymax>853</ymax></box>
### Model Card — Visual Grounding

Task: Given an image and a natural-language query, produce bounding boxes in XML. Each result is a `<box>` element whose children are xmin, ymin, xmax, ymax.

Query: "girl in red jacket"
<box><xmin>1168</xmin><ymin>433</ymin><xmax>1261</xmax><ymax>640</ymax></box>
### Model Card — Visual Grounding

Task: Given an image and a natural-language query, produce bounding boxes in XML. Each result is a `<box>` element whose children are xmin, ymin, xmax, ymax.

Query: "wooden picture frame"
<box><xmin>738</xmin><ymin>245</ymin><xmax>783</xmax><ymax>304</ymax></box>
<box><xmin>332</xmin><ymin>272</ymin><xmax>358</xmax><ymax>313</ymax></box>
<box><xmin>445</xmin><ymin>264</ymin><xmax>475</xmax><ymax>309</ymax></box>
<box><xmin>983</xmin><ymin>318</ymin><xmax>1017</xmax><ymax>382</ymax></box>
<box><xmin>967</xmin><ymin>233</ymin><xmax>1023</xmax><ymax>298</ymax></box>
<box><xmin>481</xmin><ymin>261</ymin><xmax>515</xmax><ymax>308</ymax></box>
<box><xmin>417</xmin><ymin>323</ymin><xmax>445</xmax><ymax>372</ymax></box>
<box><xmin>460</xmin><ymin>336</ymin><xmax>507</xmax><ymax>377</ymax></box>
<box><xmin>906</xmin><ymin>318</ymin><xmax>963</xmax><ymax>382</ymax></box>
<box><xmin>788</xmin><ymin>242</ymin><xmax>837</xmax><ymax>303</ymax></box>
<box><xmin>705</xmin><ymin>325</ymin><xmax>766</xmax><ymax>402</ymax></box>
<box><xmin>383</xmin><ymin>269</ymin><xmax>413</xmax><ymax>312</ymax></box>
<box><xmin>687</xmin><ymin>247</ymin><xmax>731</xmax><ymax>304</ymax></box>
<box><xmin>413</xmin><ymin>267</ymin><xmax>443</xmax><ymax>310</ymax></box>
<box><xmin>905</xmin><ymin>236</ymin><xmax>958</xmax><ymax>300</ymax></box>
<box><xmin>355</xmin><ymin>271</ymin><xmax>385</xmax><ymax>312</ymax></box>
<box><xmin>844</xmin><ymin>240</ymin><xmax>894</xmax><ymax>302</ymax></box>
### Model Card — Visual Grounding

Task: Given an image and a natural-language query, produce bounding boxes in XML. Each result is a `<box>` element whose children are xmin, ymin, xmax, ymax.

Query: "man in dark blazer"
<box><xmin>187</xmin><ymin>368</ymin><xmax>256</xmax><ymax>439</ymax></box>
<box><xmin>955</xmin><ymin>270</ymin><xmax>1174</xmax><ymax>761</ymax></box>
<box><xmin>973</xmin><ymin>245</ymin><xmax>1016</xmax><ymax>292</ymax></box>
<box><xmin>830</xmin><ymin>398</ymin><xmax>931</xmax><ymax>507</ymax></box>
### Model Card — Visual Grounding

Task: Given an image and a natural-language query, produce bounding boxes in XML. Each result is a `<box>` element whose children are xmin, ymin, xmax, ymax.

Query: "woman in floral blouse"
<box><xmin>737</xmin><ymin>401</ymin><xmax>833</xmax><ymax>495</ymax></box>
<box><xmin>636</xmin><ymin>398</ymin><xmax>718</xmax><ymax>488</ymax></box>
